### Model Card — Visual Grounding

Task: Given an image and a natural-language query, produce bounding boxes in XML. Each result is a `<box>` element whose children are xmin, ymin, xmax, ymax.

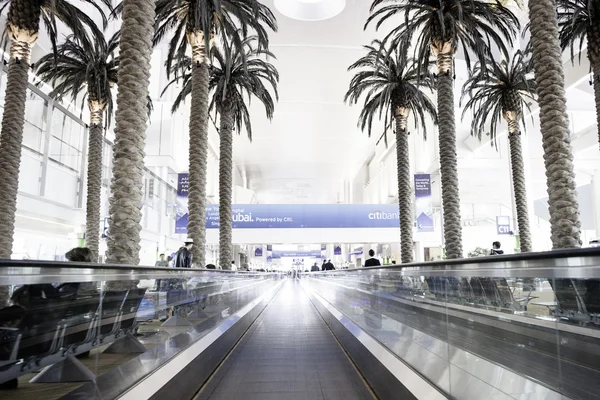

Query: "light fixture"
<box><xmin>274</xmin><ymin>0</ymin><xmax>346</xmax><ymax>21</ymax></box>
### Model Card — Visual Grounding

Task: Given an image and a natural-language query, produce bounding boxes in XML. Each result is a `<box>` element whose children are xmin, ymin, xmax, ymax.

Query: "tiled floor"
<box><xmin>195</xmin><ymin>280</ymin><xmax>375</xmax><ymax>400</ymax></box>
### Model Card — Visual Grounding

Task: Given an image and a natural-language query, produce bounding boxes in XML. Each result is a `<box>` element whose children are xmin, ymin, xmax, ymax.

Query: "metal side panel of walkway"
<box><xmin>194</xmin><ymin>280</ymin><xmax>375</xmax><ymax>400</ymax></box>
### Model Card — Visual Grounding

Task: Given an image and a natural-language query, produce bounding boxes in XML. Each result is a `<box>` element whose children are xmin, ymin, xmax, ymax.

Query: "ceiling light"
<box><xmin>274</xmin><ymin>0</ymin><xmax>346</xmax><ymax>21</ymax></box>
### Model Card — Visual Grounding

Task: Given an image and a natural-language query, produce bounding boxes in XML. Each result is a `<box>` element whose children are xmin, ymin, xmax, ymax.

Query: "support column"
<box><xmin>593</xmin><ymin>172</ymin><xmax>600</xmax><ymax>240</ymax></box>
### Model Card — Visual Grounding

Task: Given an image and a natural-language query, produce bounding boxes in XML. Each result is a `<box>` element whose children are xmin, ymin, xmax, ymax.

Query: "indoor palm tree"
<box><xmin>461</xmin><ymin>51</ymin><xmax>535</xmax><ymax>252</ymax></box>
<box><xmin>35</xmin><ymin>32</ymin><xmax>119</xmax><ymax>262</ymax></box>
<box><xmin>527</xmin><ymin>0</ymin><xmax>582</xmax><ymax>249</ymax></box>
<box><xmin>345</xmin><ymin>40</ymin><xmax>437</xmax><ymax>264</ymax></box>
<box><xmin>0</xmin><ymin>0</ymin><xmax>111</xmax><ymax>259</ymax></box>
<box><xmin>211</xmin><ymin>38</ymin><xmax>277</xmax><ymax>268</ymax></box>
<box><xmin>558</xmin><ymin>0</ymin><xmax>600</xmax><ymax>148</ymax></box>
<box><xmin>367</xmin><ymin>0</ymin><xmax>520</xmax><ymax>259</ymax></box>
<box><xmin>154</xmin><ymin>0</ymin><xmax>277</xmax><ymax>267</ymax></box>
<box><xmin>105</xmin><ymin>0</ymin><xmax>155</xmax><ymax>265</ymax></box>
<box><xmin>165</xmin><ymin>38</ymin><xmax>278</xmax><ymax>269</ymax></box>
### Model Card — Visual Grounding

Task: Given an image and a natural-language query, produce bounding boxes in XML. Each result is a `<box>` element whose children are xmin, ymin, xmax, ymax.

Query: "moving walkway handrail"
<box><xmin>308</xmin><ymin>247</ymin><xmax>600</xmax><ymax>278</ymax></box>
<box><xmin>0</xmin><ymin>260</ymin><xmax>264</xmax><ymax>285</ymax></box>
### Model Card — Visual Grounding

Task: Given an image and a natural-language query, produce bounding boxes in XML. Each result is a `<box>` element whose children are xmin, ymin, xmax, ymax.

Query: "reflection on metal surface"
<box><xmin>119</xmin><ymin>280</ymin><xmax>283</xmax><ymax>400</ymax></box>
<box><xmin>300</xmin><ymin>259</ymin><xmax>597</xmax><ymax>399</ymax></box>
<box><xmin>304</xmin><ymin>284</ymin><xmax>446</xmax><ymax>400</ymax></box>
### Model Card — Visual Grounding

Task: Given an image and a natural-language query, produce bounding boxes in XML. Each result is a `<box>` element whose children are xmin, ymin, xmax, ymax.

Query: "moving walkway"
<box><xmin>1</xmin><ymin>249</ymin><xmax>599</xmax><ymax>399</ymax></box>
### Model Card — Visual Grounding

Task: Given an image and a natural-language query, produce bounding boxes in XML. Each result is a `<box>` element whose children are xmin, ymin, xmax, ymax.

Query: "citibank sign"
<box><xmin>369</xmin><ymin>210</ymin><xmax>399</xmax><ymax>220</ymax></box>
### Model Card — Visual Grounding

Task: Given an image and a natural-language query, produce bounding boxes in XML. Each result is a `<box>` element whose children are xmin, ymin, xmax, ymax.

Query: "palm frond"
<box><xmin>166</xmin><ymin>36</ymin><xmax>279</xmax><ymax>141</ymax></box>
<box><xmin>0</xmin><ymin>0</ymin><xmax>113</xmax><ymax>61</ymax></box>
<box><xmin>366</xmin><ymin>0</ymin><xmax>520</xmax><ymax>76</ymax></box>
<box><xmin>557</xmin><ymin>0</ymin><xmax>600</xmax><ymax>64</ymax></box>
<box><xmin>153</xmin><ymin>0</ymin><xmax>277</xmax><ymax>80</ymax></box>
<box><xmin>345</xmin><ymin>39</ymin><xmax>437</xmax><ymax>143</ymax></box>
<box><xmin>36</xmin><ymin>31</ymin><xmax>119</xmax><ymax>127</ymax></box>
<box><xmin>460</xmin><ymin>50</ymin><xmax>536</xmax><ymax>146</ymax></box>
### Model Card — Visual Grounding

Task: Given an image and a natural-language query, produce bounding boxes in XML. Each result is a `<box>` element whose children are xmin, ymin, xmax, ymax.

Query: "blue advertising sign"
<box><xmin>254</xmin><ymin>247</ymin><xmax>263</xmax><ymax>257</ymax></box>
<box><xmin>334</xmin><ymin>245</ymin><xmax>342</xmax><ymax>255</ymax></box>
<box><xmin>414</xmin><ymin>174</ymin><xmax>434</xmax><ymax>232</ymax></box>
<box><xmin>272</xmin><ymin>250</ymin><xmax>322</xmax><ymax>258</ymax></box>
<box><xmin>496</xmin><ymin>216</ymin><xmax>511</xmax><ymax>235</ymax></box>
<box><xmin>175</xmin><ymin>173</ymin><xmax>189</xmax><ymax>234</ymax></box>
<box><xmin>205</xmin><ymin>204</ymin><xmax>399</xmax><ymax>229</ymax></box>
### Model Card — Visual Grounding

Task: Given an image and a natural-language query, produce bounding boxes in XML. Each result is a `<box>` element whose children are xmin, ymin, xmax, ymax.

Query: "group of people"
<box><xmin>311</xmin><ymin>259</ymin><xmax>335</xmax><ymax>271</ymax></box>
<box><xmin>155</xmin><ymin>238</ymin><xmax>248</xmax><ymax>270</ymax></box>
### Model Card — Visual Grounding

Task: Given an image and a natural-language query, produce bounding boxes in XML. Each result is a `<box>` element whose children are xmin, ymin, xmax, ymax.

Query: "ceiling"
<box><xmin>233</xmin><ymin>0</ymin><xmax>382</xmax><ymax>204</ymax></box>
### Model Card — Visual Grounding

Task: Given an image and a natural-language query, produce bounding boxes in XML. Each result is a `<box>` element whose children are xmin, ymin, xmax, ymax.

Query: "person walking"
<box><xmin>321</xmin><ymin>259</ymin><xmax>327</xmax><ymax>271</ymax></box>
<box><xmin>325</xmin><ymin>259</ymin><xmax>335</xmax><ymax>271</ymax></box>
<box><xmin>173</xmin><ymin>239</ymin><xmax>194</xmax><ymax>268</ymax></box>
<box><xmin>311</xmin><ymin>262</ymin><xmax>320</xmax><ymax>272</ymax></box>
<box><xmin>364</xmin><ymin>249</ymin><xmax>381</xmax><ymax>267</ymax></box>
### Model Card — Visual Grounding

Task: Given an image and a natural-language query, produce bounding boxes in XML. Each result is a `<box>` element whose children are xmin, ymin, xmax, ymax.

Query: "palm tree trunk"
<box><xmin>528</xmin><ymin>0</ymin><xmax>581</xmax><ymax>249</ymax></box>
<box><xmin>589</xmin><ymin>41</ymin><xmax>600</xmax><ymax>151</ymax></box>
<box><xmin>85</xmin><ymin>108</ymin><xmax>104</xmax><ymax>262</ymax></box>
<box><xmin>106</xmin><ymin>0</ymin><xmax>155</xmax><ymax>265</ymax></box>
<box><xmin>394</xmin><ymin>109</ymin><xmax>413</xmax><ymax>264</ymax></box>
<box><xmin>187</xmin><ymin>57</ymin><xmax>210</xmax><ymax>268</ymax></box>
<box><xmin>218</xmin><ymin>109</ymin><xmax>234</xmax><ymax>270</ymax></box>
<box><xmin>506</xmin><ymin>122</ymin><xmax>532</xmax><ymax>253</ymax></box>
<box><xmin>0</xmin><ymin>36</ymin><xmax>36</xmax><ymax>259</ymax></box>
<box><xmin>436</xmin><ymin>52</ymin><xmax>463</xmax><ymax>259</ymax></box>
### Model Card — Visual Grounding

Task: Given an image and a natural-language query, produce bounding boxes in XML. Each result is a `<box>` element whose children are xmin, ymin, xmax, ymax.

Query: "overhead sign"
<box><xmin>204</xmin><ymin>204</ymin><xmax>400</xmax><ymax>229</ymax></box>
<box><xmin>414</xmin><ymin>174</ymin><xmax>434</xmax><ymax>232</ymax></box>
<box><xmin>496</xmin><ymin>216</ymin><xmax>511</xmax><ymax>235</ymax></box>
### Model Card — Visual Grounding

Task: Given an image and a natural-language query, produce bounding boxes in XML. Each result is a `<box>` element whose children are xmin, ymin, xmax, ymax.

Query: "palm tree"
<box><xmin>35</xmin><ymin>32</ymin><xmax>119</xmax><ymax>261</ymax></box>
<box><xmin>367</xmin><ymin>0</ymin><xmax>520</xmax><ymax>259</ymax></box>
<box><xmin>461</xmin><ymin>51</ymin><xmax>535</xmax><ymax>252</ymax></box>
<box><xmin>166</xmin><ymin>38</ymin><xmax>278</xmax><ymax>269</ymax></box>
<box><xmin>0</xmin><ymin>0</ymin><xmax>111</xmax><ymax>259</ymax></box>
<box><xmin>154</xmin><ymin>0</ymin><xmax>277</xmax><ymax>267</ymax></box>
<box><xmin>105</xmin><ymin>0</ymin><xmax>155</xmax><ymax>265</ymax></box>
<box><xmin>345</xmin><ymin>40</ymin><xmax>437</xmax><ymax>264</ymax></box>
<box><xmin>527</xmin><ymin>0</ymin><xmax>582</xmax><ymax>249</ymax></box>
<box><xmin>558</xmin><ymin>0</ymin><xmax>600</xmax><ymax>148</ymax></box>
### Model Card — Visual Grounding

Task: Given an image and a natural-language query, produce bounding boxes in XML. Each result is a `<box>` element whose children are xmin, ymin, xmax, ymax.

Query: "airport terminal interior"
<box><xmin>1</xmin><ymin>0</ymin><xmax>600</xmax><ymax>398</ymax></box>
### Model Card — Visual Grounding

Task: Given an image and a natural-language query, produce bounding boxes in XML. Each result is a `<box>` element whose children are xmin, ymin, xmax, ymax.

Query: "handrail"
<box><xmin>304</xmin><ymin>247</ymin><xmax>600</xmax><ymax>278</ymax></box>
<box><xmin>0</xmin><ymin>259</ymin><xmax>256</xmax><ymax>272</ymax></box>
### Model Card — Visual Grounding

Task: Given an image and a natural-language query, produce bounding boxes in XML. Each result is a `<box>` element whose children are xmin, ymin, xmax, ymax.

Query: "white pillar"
<box><xmin>593</xmin><ymin>173</ymin><xmax>600</xmax><ymax>240</ymax></box>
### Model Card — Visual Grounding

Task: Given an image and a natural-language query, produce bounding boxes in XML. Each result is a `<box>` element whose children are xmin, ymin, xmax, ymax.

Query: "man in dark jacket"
<box><xmin>321</xmin><ymin>259</ymin><xmax>327</xmax><ymax>271</ymax></box>
<box><xmin>325</xmin><ymin>260</ymin><xmax>335</xmax><ymax>270</ymax></box>
<box><xmin>311</xmin><ymin>262</ymin><xmax>320</xmax><ymax>272</ymax></box>
<box><xmin>173</xmin><ymin>238</ymin><xmax>194</xmax><ymax>268</ymax></box>
<box><xmin>364</xmin><ymin>249</ymin><xmax>381</xmax><ymax>267</ymax></box>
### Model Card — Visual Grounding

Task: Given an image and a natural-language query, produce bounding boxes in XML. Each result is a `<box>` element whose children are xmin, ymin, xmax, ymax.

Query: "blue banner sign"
<box><xmin>272</xmin><ymin>250</ymin><xmax>322</xmax><ymax>258</ymax></box>
<box><xmin>414</xmin><ymin>174</ymin><xmax>434</xmax><ymax>232</ymax></box>
<box><xmin>204</xmin><ymin>204</ymin><xmax>399</xmax><ymax>229</ymax></box>
<box><xmin>175</xmin><ymin>173</ymin><xmax>189</xmax><ymax>234</ymax></box>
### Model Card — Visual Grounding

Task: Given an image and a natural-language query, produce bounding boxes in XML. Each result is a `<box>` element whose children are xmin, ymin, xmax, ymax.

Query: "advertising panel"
<box><xmin>204</xmin><ymin>204</ymin><xmax>399</xmax><ymax>229</ymax></box>
<box><xmin>414</xmin><ymin>174</ymin><xmax>434</xmax><ymax>232</ymax></box>
<box><xmin>175</xmin><ymin>173</ymin><xmax>189</xmax><ymax>234</ymax></box>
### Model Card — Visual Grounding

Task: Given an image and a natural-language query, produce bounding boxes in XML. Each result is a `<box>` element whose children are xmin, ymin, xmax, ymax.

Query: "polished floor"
<box><xmin>195</xmin><ymin>280</ymin><xmax>375</xmax><ymax>400</ymax></box>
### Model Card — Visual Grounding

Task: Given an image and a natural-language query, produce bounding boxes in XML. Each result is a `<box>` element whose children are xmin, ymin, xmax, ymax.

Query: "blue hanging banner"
<box><xmin>414</xmin><ymin>174</ymin><xmax>434</xmax><ymax>232</ymax></box>
<box><xmin>254</xmin><ymin>247</ymin><xmax>263</xmax><ymax>257</ymax></box>
<box><xmin>175</xmin><ymin>173</ymin><xmax>189</xmax><ymax>234</ymax></box>
<box><xmin>205</xmin><ymin>204</ymin><xmax>400</xmax><ymax>229</ymax></box>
